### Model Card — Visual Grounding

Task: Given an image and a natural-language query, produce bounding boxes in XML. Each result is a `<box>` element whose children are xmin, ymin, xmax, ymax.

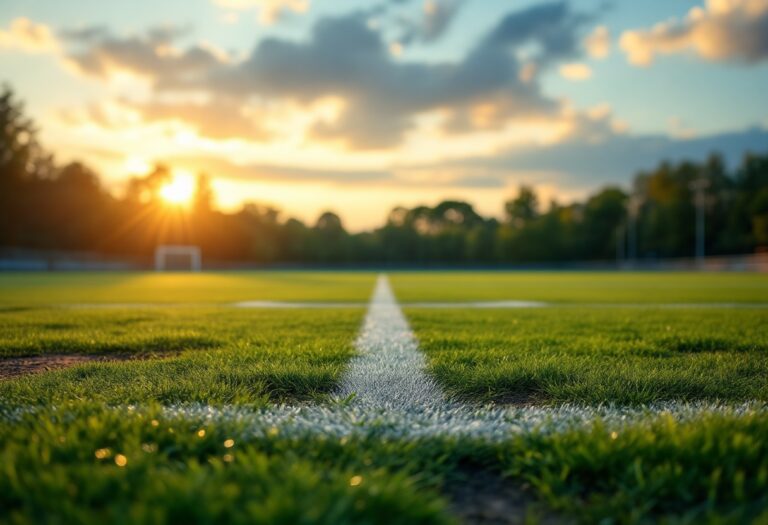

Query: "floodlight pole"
<box><xmin>627</xmin><ymin>195</ymin><xmax>642</xmax><ymax>267</ymax></box>
<box><xmin>689</xmin><ymin>178</ymin><xmax>708</xmax><ymax>268</ymax></box>
<box><xmin>616</xmin><ymin>223</ymin><xmax>625</xmax><ymax>267</ymax></box>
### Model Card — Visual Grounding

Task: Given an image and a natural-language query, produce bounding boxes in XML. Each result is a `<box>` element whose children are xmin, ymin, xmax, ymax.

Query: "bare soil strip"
<box><xmin>0</xmin><ymin>353</ymin><xmax>166</xmax><ymax>380</ymax></box>
<box><xmin>1</xmin><ymin>354</ymin><xmax>114</xmax><ymax>380</ymax></box>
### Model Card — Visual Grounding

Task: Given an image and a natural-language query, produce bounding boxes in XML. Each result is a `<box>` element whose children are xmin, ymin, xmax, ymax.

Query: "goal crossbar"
<box><xmin>154</xmin><ymin>245</ymin><xmax>202</xmax><ymax>272</ymax></box>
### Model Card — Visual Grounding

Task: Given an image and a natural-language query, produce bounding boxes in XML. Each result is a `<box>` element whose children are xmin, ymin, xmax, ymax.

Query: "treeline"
<box><xmin>2</xmin><ymin>86</ymin><xmax>768</xmax><ymax>265</ymax></box>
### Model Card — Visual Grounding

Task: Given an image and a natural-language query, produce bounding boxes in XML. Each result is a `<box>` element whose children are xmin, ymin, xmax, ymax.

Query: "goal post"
<box><xmin>154</xmin><ymin>245</ymin><xmax>202</xmax><ymax>272</ymax></box>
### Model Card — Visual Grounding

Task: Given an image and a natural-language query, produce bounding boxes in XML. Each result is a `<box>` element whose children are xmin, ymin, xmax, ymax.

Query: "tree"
<box><xmin>0</xmin><ymin>85</ymin><xmax>42</xmax><ymax>182</ymax></box>
<box><xmin>313</xmin><ymin>212</ymin><xmax>349</xmax><ymax>263</ymax></box>
<box><xmin>505</xmin><ymin>186</ymin><xmax>538</xmax><ymax>228</ymax></box>
<box><xmin>581</xmin><ymin>188</ymin><xmax>627</xmax><ymax>260</ymax></box>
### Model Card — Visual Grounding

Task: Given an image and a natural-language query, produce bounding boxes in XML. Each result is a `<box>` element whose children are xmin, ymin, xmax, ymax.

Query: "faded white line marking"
<box><xmin>234</xmin><ymin>301</ymin><xmax>366</xmax><ymax>308</ymax></box>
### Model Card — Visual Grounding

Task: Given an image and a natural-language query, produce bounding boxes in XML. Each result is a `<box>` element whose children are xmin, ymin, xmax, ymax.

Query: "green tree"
<box><xmin>504</xmin><ymin>186</ymin><xmax>538</xmax><ymax>229</ymax></box>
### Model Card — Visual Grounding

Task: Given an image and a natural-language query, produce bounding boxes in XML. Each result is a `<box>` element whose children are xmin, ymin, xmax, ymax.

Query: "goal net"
<box><xmin>154</xmin><ymin>245</ymin><xmax>202</xmax><ymax>272</ymax></box>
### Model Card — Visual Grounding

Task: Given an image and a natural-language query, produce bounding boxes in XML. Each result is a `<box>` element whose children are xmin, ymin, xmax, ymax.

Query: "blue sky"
<box><xmin>1</xmin><ymin>0</ymin><xmax>767</xmax><ymax>229</ymax></box>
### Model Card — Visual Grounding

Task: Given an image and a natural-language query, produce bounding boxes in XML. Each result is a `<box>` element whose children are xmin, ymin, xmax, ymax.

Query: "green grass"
<box><xmin>2</xmin><ymin>271</ymin><xmax>768</xmax><ymax>523</ymax></box>
<box><xmin>0</xmin><ymin>307</ymin><xmax>363</xmax><ymax>407</ymax></box>
<box><xmin>2</xmin><ymin>403</ymin><xmax>766</xmax><ymax>524</ymax></box>
<box><xmin>500</xmin><ymin>410</ymin><xmax>768</xmax><ymax>523</ymax></box>
<box><xmin>0</xmin><ymin>404</ymin><xmax>452</xmax><ymax>525</ymax></box>
<box><xmin>0</xmin><ymin>271</ymin><xmax>376</xmax><ymax>306</ymax></box>
<box><xmin>390</xmin><ymin>271</ymin><xmax>768</xmax><ymax>303</ymax></box>
<box><xmin>408</xmin><ymin>307</ymin><xmax>768</xmax><ymax>404</ymax></box>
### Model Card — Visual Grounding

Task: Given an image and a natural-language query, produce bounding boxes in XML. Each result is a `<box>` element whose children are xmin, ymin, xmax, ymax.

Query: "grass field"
<box><xmin>0</xmin><ymin>272</ymin><xmax>376</xmax><ymax>305</ymax></box>
<box><xmin>1</xmin><ymin>271</ymin><xmax>767</xmax><ymax>524</ymax></box>
<box><xmin>390</xmin><ymin>271</ymin><xmax>768</xmax><ymax>303</ymax></box>
<box><xmin>0</xmin><ymin>307</ymin><xmax>362</xmax><ymax>406</ymax></box>
<box><xmin>409</xmin><ymin>307</ymin><xmax>768</xmax><ymax>404</ymax></box>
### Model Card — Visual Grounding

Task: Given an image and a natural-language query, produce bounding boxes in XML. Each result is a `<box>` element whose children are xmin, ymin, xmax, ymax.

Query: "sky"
<box><xmin>1</xmin><ymin>0</ymin><xmax>768</xmax><ymax>230</ymax></box>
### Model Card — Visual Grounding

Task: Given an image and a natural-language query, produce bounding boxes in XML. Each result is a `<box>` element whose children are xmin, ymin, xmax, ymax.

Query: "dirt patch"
<box><xmin>0</xmin><ymin>353</ymin><xmax>162</xmax><ymax>380</ymax></box>
<box><xmin>446</xmin><ymin>467</ymin><xmax>567</xmax><ymax>525</ymax></box>
<box><xmin>492</xmin><ymin>391</ymin><xmax>544</xmax><ymax>408</ymax></box>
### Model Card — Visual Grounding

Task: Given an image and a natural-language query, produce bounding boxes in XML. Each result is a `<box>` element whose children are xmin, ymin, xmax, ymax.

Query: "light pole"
<box><xmin>627</xmin><ymin>195</ymin><xmax>642</xmax><ymax>266</ymax></box>
<box><xmin>689</xmin><ymin>178</ymin><xmax>709</xmax><ymax>268</ymax></box>
<box><xmin>616</xmin><ymin>223</ymin><xmax>625</xmax><ymax>267</ymax></box>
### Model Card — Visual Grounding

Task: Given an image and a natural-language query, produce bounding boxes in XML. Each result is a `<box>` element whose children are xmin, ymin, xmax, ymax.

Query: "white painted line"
<box><xmin>404</xmin><ymin>300</ymin><xmax>547</xmax><ymax>308</ymax></box>
<box><xmin>3</xmin><ymin>402</ymin><xmax>764</xmax><ymax>441</ymax></box>
<box><xmin>336</xmin><ymin>274</ymin><xmax>446</xmax><ymax>410</ymax></box>
<box><xmin>233</xmin><ymin>301</ymin><xmax>768</xmax><ymax>309</ymax></box>
<box><xmin>160</xmin><ymin>402</ymin><xmax>766</xmax><ymax>441</ymax></box>
<box><xmin>233</xmin><ymin>301</ymin><xmax>366</xmax><ymax>308</ymax></box>
<box><xmin>52</xmin><ymin>301</ymin><xmax>768</xmax><ymax>309</ymax></box>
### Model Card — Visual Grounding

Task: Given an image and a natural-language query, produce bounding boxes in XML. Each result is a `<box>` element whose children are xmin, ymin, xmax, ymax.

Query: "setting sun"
<box><xmin>159</xmin><ymin>172</ymin><xmax>195</xmax><ymax>206</ymax></box>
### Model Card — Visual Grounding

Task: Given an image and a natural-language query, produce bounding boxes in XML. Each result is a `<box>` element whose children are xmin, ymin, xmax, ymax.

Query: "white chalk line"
<box><xmin>233</xmin><ymin>301</ymin><xmax>768</xmax><ymax>309</ymax></box>
<box><xmin>50</xmin><ymin>301</ymin><xmax>768</xmax><ymax>310</ymax></box>
<box><xmin>336</xmin><ymin>275</ymin><xmax>445</xmax><ymax>410</ymax></box>
<box><xmin>2</xmin><ymin>402</ymin><xmax>764</xmax><ymax>442</ymax></box>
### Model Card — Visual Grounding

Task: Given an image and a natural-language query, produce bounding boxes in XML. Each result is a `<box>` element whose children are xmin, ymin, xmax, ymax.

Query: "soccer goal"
<box><xmin>154</xmin><ymin>245</ymin><xmax>202</xmax><ymax>272</ymax></box>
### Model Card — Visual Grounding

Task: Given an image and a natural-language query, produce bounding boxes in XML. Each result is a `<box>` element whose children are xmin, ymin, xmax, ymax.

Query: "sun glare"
<box><xmin>159</xmin><ymin>172</ymin><xmax>195</xmax><ymax>206</ymax></box>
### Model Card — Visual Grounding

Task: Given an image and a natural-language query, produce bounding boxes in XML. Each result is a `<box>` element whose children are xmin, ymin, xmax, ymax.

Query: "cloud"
<box><xmin>222</xmin><ymin>2</ymin><xmax>588</xmax><ymax>147</ymax></box>
<box><xmin>127</xmin><ymin>99</ymin><xmax>270</xmax><ymax>140</ymax></box>
<box><xmin>559</xmin><ymin>62</ymin><xmax>592</xmax><ymax>81</ymax></box>
<box><xmin>0</xmin><ymin>17</ymin><xmax>58</xmax><ymax>53</ymax></box>
<box><xmin>584</xmin><ymin>25</ymin><xmax>610</xmax><ymax>59</ymax></box>
<box><xmin>62</xmin><ymin>26</ymin><xmax>224</xmax><ymax>90</ymax></box>
<box><xmin>620</xmin><ymin>0</ymin><xmax>768</xmax><ymax>66</ymax></box>
<box><xmin>462</xmin><ymin>125</ymin><xmax>768</xmax><ymax>189</ymax></box>
<box><xmin>395</xmin><ymin>0</ymin><xmax>466</xmax><ymax>45</ymax></box>
<box><xmin>168</xmin><ymin>154</ymin><xmax>508</xmax><ymax>189</ymax></box>
<box><xmin>55</xmin><ymin>2</ymin><xmax>596</xmax><ymax>149</ymax></box>
<box><xmin>166</xmin><ymin>122</ymin><xmax>768</xmax><ymax>194</ymax></box>
<box><xmin>169</xmin><ymin>155</ymin><xmax>390</xmax><ymax>184</ymax></box>
<box><xmin>212</xmin><ymin>0</ymin><xmax>310</xmax><ymax>25</ymax></box>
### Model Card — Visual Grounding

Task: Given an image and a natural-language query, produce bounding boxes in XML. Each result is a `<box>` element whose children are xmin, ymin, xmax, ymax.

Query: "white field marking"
<box><xmin>403</xmin><ymin>300</ymin><xmax>546</xmax><ymax>308</ymax></box>
<box><xmin>335</xmin><ymin>274</ymin><xmax>446</xmax><ymax>410</ymax></box>
<box><xmin>161</xmin><ymin>402</ymin><xmax>766</xmax><ymax>441</ymax></box>
<box><xmin>52</xmin><ymin>301</ymin><xmax>768</xmax><ymax>310</ymax></box>
<box><xmin>1</xmin><ymin>402</ymin><xmax>765</xmax><ymax>442</ymax></box>
<box><xmin>233</xmin><ymin>301</ymin><xmax>366</xmax><ymax>308</ymax></box>
<box><xmin>232</xmin><ymin>301</ymin><xmax>768</xmax><ymax>309</ymax></box>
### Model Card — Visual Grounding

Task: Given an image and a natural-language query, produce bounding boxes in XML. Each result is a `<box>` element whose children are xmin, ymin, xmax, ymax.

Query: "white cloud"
<box><xmin>584</xmin><ymin>25</ymin><xmax>610</xmax><ymax>59</ymax></box>
<box><xmin>212</xmin><ymin>0</ymin><xmax>310</xmax><ymax>25</ymax></box>
<box><xmin>620</xmin><ymin>0</ymin><xmax>768</xmax><ymax>66</ymax></box>
<box><xmin>559</xmin><ymin>62</ymin><xmax>592</xmax><ymax>81</ymax></box>
<box><xmin>0</xmin><ymin>17</ymin><xmax>58</xmax><ymax>54</ymax></box>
